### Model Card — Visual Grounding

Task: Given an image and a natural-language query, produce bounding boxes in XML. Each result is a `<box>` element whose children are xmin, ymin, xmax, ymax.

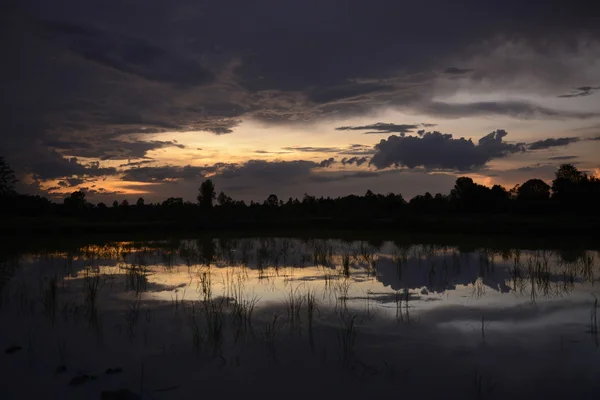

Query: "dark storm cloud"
<box><xmin>121</xmin><ymin>159</ymin><xmax>320</xmax><ymax>184</ymax></box>
<box><xmin>318</xmin><ymin>158</ymin><xmax>336</xmax><ymax>168</ymax></box>
<box><xmin>341</xmin><ymin>157</ymin><xmax>369</xmax><ymax>166</ymax></box>
<box><xmin>27</xmin><ymin>150</ymin><xmax>118</xmax><ymax>180</ymax></box>
<box><xmin>121</xmin><ymin>165</ymin><xmax>214</xmax><ymax>182</ymax></box>
<box><xmin>47</xmin><ymin>139</ymin><xmax>186</xmax><ymax>161</ymax></box>
<box><xmin>557</xmin><ymin>86</ymin><xmax>600</xmax><ymax>98</ymax></box>
<box><xmin>528</xmin><ymin>137</ymin><xmax>580</xmax><ymax>150</ymax></box>
<box><xmin>369</xmin><ymin>129</ymin><xmax>524</xmax><ymax>170</ymax></box>
<box><xmin>548</xmin><ymin>155</ymin><xmax>578</xmax><ymax>161</ymax></box>
<box><xmin>335</xmin><ymin>123</ymin><xmax>435</xmax><ymax>135</ymax></box>
<box><xmin>80</xmin><ymin>187</ymin><xmax>122</xmax><ymax>196</ymax></box>
<box><xmin>43</xmin><ymin>20</ymin><xmax>214</xmax><ymax>86</ymax></box>
<box><xmin>307</xmin><ymin>83</ymin><xmax>395</xmax><ymax>104</ymax></box>
<box><xmin>4</xmin><ymin>0</ymin><xmax>600</xmax><ymax>191</ymax></box>
<box><xmin>65</xmin><ymin>178</ymin><xmax>84</xmax><ymax>187</ymax></box>
<box><xmin>118</xmin><ymin>160</ymin><xmax>155</xmax><ymax>168</ymax></box>
<box><xmin>444</xmin><ymin>67</ymin><xmax>473</xmax><ymax>75</ymax></box>
<box><xmin>423</xmin><ymin>101</ymin><xmax>599</xmax><ymax>119</ymax></box>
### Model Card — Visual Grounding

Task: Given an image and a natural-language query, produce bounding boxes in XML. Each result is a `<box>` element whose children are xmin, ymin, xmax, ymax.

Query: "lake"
<box><xmin>1</xmin><ymin>236</ymin><xmax>599</xmax><ymax>399</ymax></box>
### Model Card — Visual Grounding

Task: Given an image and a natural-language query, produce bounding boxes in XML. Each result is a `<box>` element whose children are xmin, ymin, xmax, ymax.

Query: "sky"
<box><xmin>2</xmin><ymin>0</ymin><xmax>600</xmax><ymax>203</ymax></box>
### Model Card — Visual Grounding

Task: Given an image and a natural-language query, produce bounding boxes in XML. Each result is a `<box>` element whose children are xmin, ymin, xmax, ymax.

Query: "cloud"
<box><xmin>318</xmin><ymin>158</ymin><xmax>336</xmax><ymax>168</ymax></box>
<box><xmin>65</xmin><ymin>178</ymin><xmax>84</xmax><ymax>187</ymax></box>
<box><xmin>118</xmin><ymin>160</ymin><xmax>155</xmax><ymax>168</ymax></box>
<box><xmin>335</xmin><ymin>123</ymin><xmax>434</xmax><ymax>135</ymax></box>
<box><xmin>79</xmin><ymin>187</ymin><xmax>123</xmax><ymax>196</ymax></box>
<box><xmin>308</xmin><ymin>82</ymin><xmax>395</xmax><ymax>104</ymax></box>
<box><xmin>196</xmin><ymin>120</ymin><xmax>241</xmax><ymax>135</ymax></box>
<box><xmin>309</xmin><ymin>171</ymin><xmax>379</xmax><ymax>183</ymax></box>
<box><xmin>422</xmin><ymin>101</ymin><xmax>600</xmax><ymax>119</ymax></box>
<box><xmin>443</xmin><ymin>67</ymin><xmax>473</xmax><ymax>75</ymax></box>
<box><xmin>558</xmin><ymin>86</ymin><xmax>600</xmax><ymax>98</ymax></box>
<box><xmin>369</xmin><ymin>129</ymin><xmax>524</xmax><ymax>170</ymax></box>
<box><xmin>341</xmin><ymin>157</ymin><xmax>369</xmax><ymax>166</ymax></box>
<box><xmin>4</xmin><ymin>1</ymin><xmax>600</xmax><ymax>200</ymax></box>
<box><xmin>26</xmin><ymin>150</ymin><xmax>118</xmax><ymax>180</ymax></box>
<box><xmin>254</xmin><ymin>150</ymin><xmax>291</xmax><ymax>154</ymax></box>
<box><xmin>48</xmin><ymin>139</ymin><xmax>186</xmax><ymax>161</ymax></box>
<box><xmin>216</xmin><ymin>160</ymin><xmax>318</xmax><ymax>182</ymax></box>
<box><xmin>548</xmin><ymin>155</ymin><xmax>578</xmax><ymax>160</ymax></box>
<box><xmin>338</xmin><ymin>144</ymin><xmax>377</xmax><ymax>156</ymax></box>
<box><xmin>44</xmin><ymin>20</ymin><xmax>214</xmax><ymax>86</ymax></box>
<box><xmin>281</xmin><ymin>146</ymin><xmax>343</xmax><ymax>153</ymax></box>
<box><xmin>527</xmin><ymin>137</ymin><xmax>580</xmax><ymax>150</ymax></box>
<box><xmin>121</xmin><ymin>165</ymin><xmax>214</xmax><ymax>182</ymax></box>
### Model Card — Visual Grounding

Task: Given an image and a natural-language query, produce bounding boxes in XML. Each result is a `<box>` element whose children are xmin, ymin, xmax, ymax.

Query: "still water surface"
<box><xmin>1</xmin><ymin>237</ymin><xmax>599</xmax><ymax>399</ymax></box>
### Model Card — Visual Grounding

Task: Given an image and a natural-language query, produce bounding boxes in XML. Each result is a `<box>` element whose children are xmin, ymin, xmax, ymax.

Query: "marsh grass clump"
<box><xmin>84</xmin><ymin>269</ymin><xmax>100</xmax><ymax>330</ymax></box>
<box><xmin>469</xmin><ymin>278</ymin><xmax>486</xmax><ymax>300</ymax></box>
<box><xmin>42</xmin><ymin>275</ymin><xmax>58</xmax><ymax>324</ymax></box>
<box><xmin>394</xmin><ymin>288</ymin><xmax>414</xmax><ymax>324</ymax></box>
<box><xmin>306</xmin><ymin>288</ymin><xmax>319</xmax><ymax>351</ymax></box>
<box><xmin>284</xmin><ymin>285</ymin><xmax>306</xmax><ymax>335</ymax></box>
<box><xmin>337</xmin><ymin>313</ymin><xmax>357</xmax><ymax>368</ymax></box>
<box><xmin>473</xmin><ymin>369</ymin><xmax>496</xmax><ymax>400</ymax></box>
<box><xmin>334</xmin><ymin>278</ymin><xmax>352</xmax><ymax>313</ymax></box>
<box><xmin>187</xmin><ymin>303</ymin><xmax>204</xmax><ymax>356</ymax></box>
<box><xmin>359</xmin><ymin>242</ymin><xmax>374</xmax><ymax>265</ymax></box>
<box><xmin>342</xmin><ymin>252</ymin><xmax>351</xmax><ymax>278</ymax></box>
<box><xmin>124</xmin><ymin>265</ymin><xmax>148</xmax><ymax>294</ymax></box>
<box><xmin>312</xmin><ymin>241</ymin><xmax>332</xmax><ymax>267</ymax></box>
<box><xmin>264</xmin><ymin>314</ymin><xmax>279</xmax><ymax>362</ymax></box>
<box><xmin>231</xmin><ymin>295</ymin><xmax>259</xmax><ymax>343</ymax></box>
<box><xmin>202</xmin><ymin>299</ymin><xmax>225</xmax><ymax>358</ymax></box>
<box><xmin>368</xmin><ymin>256</ymin><xmax>379</xmax><ymax>279</ymax></box>
<box><xmin>197</xmin><ymin>270</ymin><xmax>212</xmax><ymax>302</ymax></box>
<box><xmin>170</xmin><ymin>287</ymin><xmax>187</xmax><ymax>312</ymax></box>
<box><xmin>392</xmin><ymin>250</ymin><xmax>405</xmax><ymax>281</ymax></box>
<box><xmin>581</xmin><ymin>254</ymin><xmax>595</xmax><ymax>284</ymax></box>
<box><xmin>161</xmin><ymin>250</ymin><xmax>176</xmax><ymax>271</ymax></box>
<box><xmin>125</xmin><ymin>295</ymin><xmax>142</xmax><ymax>342</ymax></box>
<box><xmin>179</xmin><ymin>242</ymin><xmax>199</xmax><ymax>269</ymax></box>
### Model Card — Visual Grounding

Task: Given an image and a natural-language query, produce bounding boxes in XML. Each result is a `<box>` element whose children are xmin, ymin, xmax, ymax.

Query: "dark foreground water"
<box><xmin>1</xmin><ymin>237</ymin><xmax>599</xmax><ymax>399</ymax></box>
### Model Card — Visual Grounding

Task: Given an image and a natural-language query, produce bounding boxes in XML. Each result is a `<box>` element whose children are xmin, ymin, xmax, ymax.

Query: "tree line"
<box><xmin>1</xmin><ymin>157</ymin><xmax>599</xmax><ymax>223</ymax></box>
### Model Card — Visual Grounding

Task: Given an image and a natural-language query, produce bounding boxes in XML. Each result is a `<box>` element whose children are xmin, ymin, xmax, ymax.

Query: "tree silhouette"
<box><xmin>517</xmin><ymin>179</ymin><xmax>550</xmax><ymax>214</ymax></box>
<box><xmin>198</xmin><ymin>179</ymin><xmax>216</xmax><ymax>209</ymax></box>
<box><xmin>64</xmin><ymin>191</ymin><xmax>87</xmax><ymax>211</ymax></box>
<box><xmin>518</xmin><ymin>179</ymin><xmax>550</xmax><ymax>199</ymax></box>
<box><xmin>217</xmin><ymin>191</ymin><xmax>233</xmax><ymax>206</ymax></box>
<box><xmin>265</xmin><ymin>194</ymin><xmax>279</xmax><ymax>207</ymax></box>
<box><xmin>163</xmin><ymin>197</ymin><xmax>184</xmax><ymax>208</ymax></box>
<box><xmin>3</xmin><ymin>162</ymin><xmax>599</xmax><ymax>229</ymax></box>
<box><xmin>552</xmin><ymin>164</ymin><xmax>586</xmax><ymax>207</ymax></box>
<box><xmin>0</xmin><ymin>157</ymin><xmax>17</xmax><ymax>196</ymax></box>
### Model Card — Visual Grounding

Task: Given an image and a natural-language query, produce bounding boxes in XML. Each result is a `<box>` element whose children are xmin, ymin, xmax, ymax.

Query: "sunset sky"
<box><xmin>2</xmin><ymin>1</ymin><xmax>600</xmax><ymax>203</ymax></box>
